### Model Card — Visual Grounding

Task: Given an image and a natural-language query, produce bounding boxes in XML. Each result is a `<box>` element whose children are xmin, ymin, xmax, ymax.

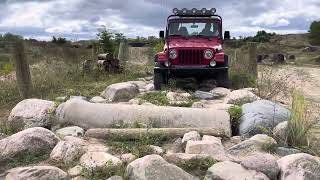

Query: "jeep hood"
<box><xmin>166</xmin><ymin>38</ymin><xmax>222</xmax><ymax>49</ymax></box>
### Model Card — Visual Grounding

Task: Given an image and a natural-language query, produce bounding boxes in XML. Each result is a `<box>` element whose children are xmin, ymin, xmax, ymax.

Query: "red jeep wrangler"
<box><xmin>154</xmin><ymin>8</ymin><xmax>230</xmax><ymax>90</ymax></box>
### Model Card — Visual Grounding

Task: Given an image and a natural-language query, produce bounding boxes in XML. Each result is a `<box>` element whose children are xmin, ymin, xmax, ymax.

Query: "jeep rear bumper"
<box><xmin>154</xmin><ymin>66</ymin><xmax>228</xmax><ymax>77</ymax></box>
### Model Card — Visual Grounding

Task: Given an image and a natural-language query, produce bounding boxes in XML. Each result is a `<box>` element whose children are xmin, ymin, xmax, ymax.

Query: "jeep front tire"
<box><xmin>154</xmin><ymin>72</ymin><xmax>165</xmax><ymax>90</ymax></box>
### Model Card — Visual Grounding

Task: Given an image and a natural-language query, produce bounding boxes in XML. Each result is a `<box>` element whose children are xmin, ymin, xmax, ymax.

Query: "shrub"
<box><xmin>287</xmin><ymin>91</ymin><xmax>314</xmax><ymax>147</ymax></box>
<box><xmin>229</xmin><ymin>70</ymin><xmax>256</xmax><ymax>89</ymax></box>
<box><xmin>177</xmin><ymin>157</ymin><xmax>216</xmax><ymax>178</ymax></box>
<box><xmin>256</xmin><ymin>66</ymin><xmax>296</xmax><ymax>102</ymax></box>
<box><xmin>228</xmin><ymin>105</ymin><xmax>242</xmax><ymax>136</ymax></box>
<box><xmin>154</xmin><ymin>40</ymin><xmax>164</xmax><ymax>53</ymax></box>
<box><xmin>308</xmin><ymin>21</ymin><xmax>320</xmax><ymax>46</ymax></box>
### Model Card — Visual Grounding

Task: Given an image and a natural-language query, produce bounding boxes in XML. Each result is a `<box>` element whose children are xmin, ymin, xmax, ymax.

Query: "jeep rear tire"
<box><xmin>154</xmin><ymin>72</ymin><xmax>165</xmax><ymax>90</ymax></box>
<box><xmin>216</xmin><ymin>69</ymin><xmax>230</xmax><ymax>88</ymax></box>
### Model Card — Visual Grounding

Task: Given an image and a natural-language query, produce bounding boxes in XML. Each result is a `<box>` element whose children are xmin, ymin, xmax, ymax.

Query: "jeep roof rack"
<box><xmin>172</xmin><ymin>8</ymin><xmax>217</xmax><ymax>17</ymax></box>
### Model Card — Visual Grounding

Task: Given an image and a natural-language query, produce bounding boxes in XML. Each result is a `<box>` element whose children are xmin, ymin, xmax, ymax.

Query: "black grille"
<box><xmin>177</xmin><ymin>49</ymin><xmax>204</xmax><ymax>65</ymax></box>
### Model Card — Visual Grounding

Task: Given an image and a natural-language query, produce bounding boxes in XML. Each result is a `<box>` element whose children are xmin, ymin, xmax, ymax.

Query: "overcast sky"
<box><xmin>0</xmin><ymin>0</ymin><xmax>319</xmax><ymax>41</ymax></box>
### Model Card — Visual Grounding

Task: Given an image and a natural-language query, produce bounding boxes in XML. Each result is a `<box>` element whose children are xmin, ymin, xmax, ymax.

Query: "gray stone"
<box><xmin>126</xmin><ymin>155</ymin><xmax>194</xmax><ymax>180</ymax></box>
<box><xmin>8</xmin><ymin>99</ymin><xmax>55</xmax><ymax>131</ymax></box>
<box><xmin>222</xmin><ymin>136</ymin><xmax>242</xmax><ymax>149</ymax></box>
<box><xmin>240</xmin><ymin>153</ymin><xmax>279</xmax><ymax>179</ymax></box>
<box><xmin>55</xmin><ymin>96</ymin><xmax>68</xmax><ymax>102</ymax></box>
<box><xmin>277</xmin><ymin>153</ymin><xmax>320</xmax><ymax>180</ymax></box>
<box><xmin>55</xmin><ymin>126</ymin><xmax>84</xmax><ymax>138</ymax></box>
<box><xmin>127</xmin><ymin>81</ymin><xmax>147</xmax><ymax>89</ymax></box>
<box><xmin>120</xmin><ymin>153</ymin><xmax>137</xmax><ymax>164</ymax></box>
<box><xmin>202</xmin><ymin>135</ymin><xmax>222</xmax><ymax>145</ymax></box>
<box><xmin>100</xmin><ymin>82</ymin><xmax>139</xmax><ymax>102</ymax></box>
<box><xmin>182</xmin><ymin>131</ymin><xmax>201</xmax><ymax>143</ymax></box>
<box><xmin>68</xmin><ymin>165</ymin><xmax>83</xmax><ymax>178</ymax></box>
<box><xmin>0</xmin><ymin>127</ymin><xmax>59</xmax><ymax>168</ymax></box>
<box><xmin>194</xmin><ymin>91</ymin><xmax>218</xmax><ymax>100</ymax></box>
<box><xmin>70</xmin><ymin>96</ymin><xmax>88</xmax><ymax>101</ymax></box>
<box><xmin>50</xmin><ymin>141</ymin><xmax>84</xmax><ymax>165</ymax></box>
<box><xmin>80</xmin><ymin>152</ymin><xmax>122</xmax><ymax>171</ymax></box>
<box><xmin>56</xmin><ymin>99</ymin><xmax>232</xmax><ymax>137</ymax></box>
<box><xmin>145</xmin><ymin>83</ymin><xmax>155</xmax><ymax>91</ymax></box>
<box><xmin>228</xmin><ymin>134</ymin><xmax>277</xmax><ymax>157</ymax></box>
<box><xmin>162</xmin><ymin>138</ymin><xmax>184</xmax><ymax>154</ymax></box>
<box><xmin>273</xmin><ymin>121</ymin><xmax>288</xmax><ymax>145</ymax></box>
<box><xmin>148</xmin><ymin>145</ymin><xmax>164</xmax><ymax>155</ymax></box>
<box><xmin>204</xmin><ymin>161</ymin><xmax>269</xmax><ymax>180</ymax></box>
<box><xmin>166</xmin><ymin>92</ymin><xmax>191</xmax><ymax>104</ymax></box>
<box><xmin>210</xmin><ymin>87</ymin><xmax>231</xmax><ymax>98</ymax></box>
<box><xmin>224</xmin><ymin>89</ymin><xmax>260</xmax><ymax>105</ymax></box>
<box><xmin>240</xmin><ymin>100</ymin><xmax>291</xmax><ymax>136</ymax></box>
<box><xmin>275</xmin><ymin>147</ymin><xmax>301</xmax><ymax>157</ymax></box>
<box><xmin>90</xmin><ymin>96</ymin><xmax>107</xmax><ymax>103</ymax></box>
<box><xmin>5</xmin><ymin>166</ymin><xmax>68</xmax><ymax>180</ymax></box>
<box><xmin>185</xmin><ymin>140</ymin><xmax>235</xmax><ymax>162</ymax></box>
<box><xmin>164</xmin><ymin>153</ymin><xmax>217</xmax><ymax>165</ymax></box>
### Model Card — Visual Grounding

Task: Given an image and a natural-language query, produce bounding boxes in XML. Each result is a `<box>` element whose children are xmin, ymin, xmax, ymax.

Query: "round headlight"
<box><xmin>182</xmin><ymin>8</ymin><xmax>187</xmax><ymax>14</ymax></box>
<box><xmin>173</xmin><ymin>8</ymin><xmax>179</xmax><ymax>14</ymax></box>
<box><xmin>209</xmin><ymin>60</ymin><xmax>217</xmax><ymax>67</ymax></box>
<box><xmin>169</xmin><ymin>49</ymin><xmax>178</xmax><ymax>59</ymax></box>
<box><xmin>164</xmin><ymin>61</ymin><xmax>171</xmax><ymax>67</ymax></box>
<box><xmin>204</xmin><ymin>49</ymin><xmax>214</xmax><ymax>59</ymax></box>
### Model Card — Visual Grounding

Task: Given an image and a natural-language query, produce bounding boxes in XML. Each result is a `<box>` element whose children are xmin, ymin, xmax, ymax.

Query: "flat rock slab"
<box><xmin>56</xmin><ymin>99</ymin><xmax>231</xmax><ymax>137</ymax></box>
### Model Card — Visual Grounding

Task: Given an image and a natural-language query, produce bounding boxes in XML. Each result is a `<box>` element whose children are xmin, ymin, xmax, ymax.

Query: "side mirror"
<box><xmin>224</xmin><ymin>31</ymin><xmax>230</xmax><ymax>40</ymax></box>
<box><xmin>159</xmin><ymin>31</ymin><xmax>165</xmax><ymax>38</ymax></box>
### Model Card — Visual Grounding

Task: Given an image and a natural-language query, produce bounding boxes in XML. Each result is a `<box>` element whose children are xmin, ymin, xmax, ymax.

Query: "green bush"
<box><xmin>228</xmin><ymin>105</ymin><xmax>242</xmax><ymax>136</ymax></box>
<box><xmin>154</xmin><ymin>40</ymin><xmax>164</xmax><ymax>53</ymax></box>
<box><xmin>308</xmin><ymin>21</ymin><xmax>320</xmax><ymax>46</ymax></box>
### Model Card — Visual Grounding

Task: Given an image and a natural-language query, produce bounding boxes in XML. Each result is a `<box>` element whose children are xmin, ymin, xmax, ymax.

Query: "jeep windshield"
<box><xmin>169</xmin><ymin>21</ymin><xmax>220</xmax><ymax>38</ymax></box>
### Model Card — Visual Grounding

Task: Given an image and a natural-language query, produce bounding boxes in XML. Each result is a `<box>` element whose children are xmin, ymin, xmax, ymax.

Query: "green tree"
<box><xmin>51</xmin><ymin>36</ymin><xmax>67</xmax><ymax>45</ymax></box>
<box><xmin>114</xmin><ymin>33</ymin><xmax>126</xmax><ymax>44</ymax></box>
<box><xmin>308</xmin><ymin>21</ymin><xmax>320</xmax><ymax>46</ymax></box>
<box><xmin>97</xmin><ymin>29</ymin><xmax>114</xmax><ymax>53</ymax></box>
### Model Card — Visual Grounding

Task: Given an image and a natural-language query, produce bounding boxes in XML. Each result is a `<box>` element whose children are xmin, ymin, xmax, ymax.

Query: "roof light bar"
<box><xmin>172</xmin><ymin>8</ymin><xmax>216</xmax><ymax>16</ymax></box>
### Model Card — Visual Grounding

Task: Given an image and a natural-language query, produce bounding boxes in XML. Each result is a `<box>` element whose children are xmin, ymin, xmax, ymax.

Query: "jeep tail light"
<box><xmin>169</xmin><ymin>49</ymin><xmax>178</xmax><ymax>59</ymax></box>
<box><xmin>204</xmin><ymin>49</ymin><xmax>214</xmax><ymax>59</ymax></box>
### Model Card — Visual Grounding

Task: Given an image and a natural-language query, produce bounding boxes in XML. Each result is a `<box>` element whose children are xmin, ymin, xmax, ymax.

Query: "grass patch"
<box><xmin>81</xmin><ymin>162</ymin><xmax>127</xmax><ymax>180</ymax></box>
<box><xmin>230</xmin><ymin>71</ymin><xmax>256</xmax><ymax>89</ymax></box>
<box><xmin>107</xmin><ymin>133</ymin><xmax>168</xmax><ymax>158</ymax></box>
<box><xmin>228</xmin><ymin>105</ymin><xmax>242</xmax><ymax>136</ymax></box>
<box><xmin>138</xmin><ymin>91</ymin><xmax>196</xmax><ymax>107</ymax></box>
<box><xmin>287</xmin><ymin>91</ymin><xmax>314</xmax><ymax>147</ymax></box>
<box><xmin>177</xmin><ymin>157</ymin><xmax>216</xmax><ymax>179</ymax></box>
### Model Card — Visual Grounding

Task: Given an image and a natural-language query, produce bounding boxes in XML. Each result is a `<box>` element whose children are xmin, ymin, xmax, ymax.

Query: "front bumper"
<box><xmin>154</xmin><ymin>66</ymin><xmax>228</xmax><ymax>77</ymax></box>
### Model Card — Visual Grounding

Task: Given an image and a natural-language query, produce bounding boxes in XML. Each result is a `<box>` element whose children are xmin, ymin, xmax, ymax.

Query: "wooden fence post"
<box><xmin>12</xmin><ymin>40</ymin><xmax>32</xmax><ymax>99</ymax></box>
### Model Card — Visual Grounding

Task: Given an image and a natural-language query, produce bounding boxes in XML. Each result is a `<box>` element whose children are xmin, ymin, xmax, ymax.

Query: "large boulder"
<box><xmin>126</xmin><ymin>155</ymin><xmax>194</xmax><ymax>180</ymax></box>
<box><xmin>240</xmin><ymin>100</ymin><xmax>291</xmax><ymax>136</ymax></box>
<box><xmin>100</xmin><ymin>82</ymin><xmax>139</xmax><ymax>102</ymax></box>
<box><xmin>7</xmin><ymin>99</ymin><xmax>55</xmax><ymax>131</ymax></box>
<box><xmin>275</xmin><ymin>147</ymin><xmax>301</xmax><ymax>157</ymax></box>
<box><xmin>224</xmin><ymin>89</ymin><xmax>260</xmax><ymax>105</ymax></box>
<box><xmin>164</xmin><ymin>153</ymin><xmax>217</xmax><ymax>165</ymax></box>
<box><xmin>4</xmin><ymin>166</ymin><xmax>68</xmax><ymax>180</ymax></box>
<box><xmin>277</xmin><ymin>153</ymin><xmax>320</xmax><ymax>180</ymax></box>
<box><xmin>80</xmin><ymin>152</ymin><xmax>122</xmax><ymax>171</ymax></box>
<box><xmin>50</xmin><ymin>141</ymin><xmax>84</xmax><ymax>166</ymax></box>
<box><xmin>204</xmin><ymin>161</ymin><xmax>269</xmax><ymax>180</ymax></box>
<box><xmin>240</xmin><ymin>152</ymin><xmax>279</xmax><ymax>179</ymax></box>
<box><xmin>56</xmin><ymin>99</ymin><xmax>231</xmax><ymax>137</ymax></box>
<box><xmin>0</xmin><ymin>127</ymin><xmax>59</xmax><ymax>169</ymax></box>
<box><xmin>166</xmin><ymin>92</ymin><xmax>191</xmax><ymax>104</ymax></box>
<box><xmin>228</xmin><ymin>134</ymin><xmax>277</xmax><ymax>157</ymax></box>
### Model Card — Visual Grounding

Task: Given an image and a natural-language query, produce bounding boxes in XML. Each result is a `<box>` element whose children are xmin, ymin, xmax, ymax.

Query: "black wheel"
<box><xmin>217</xmin><ymin>69</ymin><xmax>230</xmax><ymax>88</ymax></box>
<box><xmin>154</xmin><ymin>72</ymin><xmax>165</xmax><ymax>90</ymax></box>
